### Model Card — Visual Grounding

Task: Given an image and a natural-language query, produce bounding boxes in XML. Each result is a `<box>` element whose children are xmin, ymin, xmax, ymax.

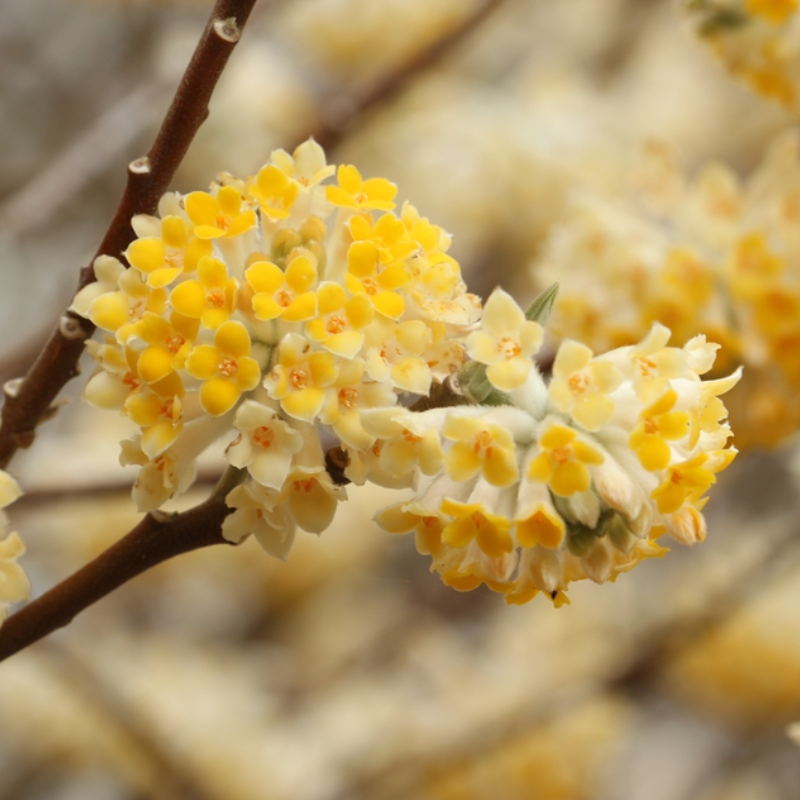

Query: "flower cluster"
<box><xmin>685</xmin><ymin>0</ymin><xmax>800</xmax><ymax>109</ymax></box>
<box><xmin>0</xmin><ymin>471</ymin><xmax>26</xmax><ymax>624</ymax></box>
<box><xmin>73</xmin><ymin>139</ymin><xmax>478</xmax><ymax>558</ymax></box>
<box><xmin>73</xmin><ymin>139</ymin><xmax>739</xmax><ymax>605</ymax></box>
<box><xmin>534</xmin><ymin>132</ymin><xmax>800</xmax><ymax>450</ymax></box>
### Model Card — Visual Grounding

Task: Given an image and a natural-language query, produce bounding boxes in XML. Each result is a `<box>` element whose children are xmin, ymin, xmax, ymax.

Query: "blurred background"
<box><xmin>2</xmin><ymin>0</ymin><xmax>800</xmax><ymax>798</ymax></box>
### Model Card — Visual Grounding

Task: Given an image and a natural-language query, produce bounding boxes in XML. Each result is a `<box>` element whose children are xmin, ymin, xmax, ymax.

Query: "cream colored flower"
<box><xmin>466</xmin><ymin>288</ymin><xmax>543</xmax><ymax>391</ymax></box>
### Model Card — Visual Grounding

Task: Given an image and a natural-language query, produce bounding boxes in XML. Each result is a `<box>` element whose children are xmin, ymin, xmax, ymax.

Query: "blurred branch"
<box><xmin>38</xmin><ymin>642</ymin><xmax>219</xmax><ymax>800</ymax></box>
<box><xmin>0</xmin><ymin>82</ymin><xmax>167</xmax><ymax>236</ymax></box>
<box><xmin>0</xmin><ymin>492</ymin><xmax>237</xmax><ymax>663</ymax></box>
<box><xmin>0</xmin><ymin>0</ymin><xmax>257</xmax><ymax>470</ymax></box>
<box><xmin>301</xmin><ymin>0</ymin><xmax>509</xmax><ymax>154</ymax></box>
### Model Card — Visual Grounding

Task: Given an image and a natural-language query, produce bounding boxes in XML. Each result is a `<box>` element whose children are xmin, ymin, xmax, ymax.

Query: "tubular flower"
<box><xmin>72</xmin><ymin>139</ymin><xmax>739</xmax><ymax>600</ymax></box>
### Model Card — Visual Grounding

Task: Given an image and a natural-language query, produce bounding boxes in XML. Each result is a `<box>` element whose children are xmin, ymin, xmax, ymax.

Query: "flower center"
<box><xmin>403</xmin><ymin>429</ymin><xmax>422</xmax><ymax>444</ymax></box>
<box><xmin>292</xmin><ymin>478</ymin><xmax>315</xmax><ymax>493</ymax></box>
<box><xmin>473</xmin><ymin>429</ymin><xmax>494</xmax><ymax>456</ymax></box>
<box><xmin>551</xmin><ymin>446</ymin><xmax>572</xmax><ymax>466</ymax></box>
<box><xmin>123</xmin><ymin>372</ymin><xmax>141</xmax><ymax>391</ymax></box>
<box><xmin>326</xmin><ymin>314</ymin><xmax>347</xmax><ymax>334</ymax></box>
<box><xmin>277</xmin><ymin>289</ymin><xmax>293</xmax><ymax>308</ymax></box>
<box><xmin>497</xmin><ymin>337</ymin><xmax>521</xmax><ymax>359</ymax></box>
<box><xmin>215</xmin><ymin>214</ymin><xmax>231</xmax><ymax>231</ymax></box>
<box><xmin>219</xmin><ymin>357</ymin><xmax>238</xmax><ymax>377</ymax></box>
<box><xmin>290</xmin><ymin>367</ymin><xmax>309</xmax><ymax>389</ymax></box>
<box><xmin>636</xmin><ymin>356</ymin><xmax>657</xmax><ymax>378</ymax></box>
<box><xmin>207</xmin><ymin>289</ymin><xmax>225</xmax><ymax>309</ymax></box>
<box><xmin>338</xmin><ymin>387</ymin><xmax>359</xmax><ymax>408</ymax></box>
<box><xmin>253</xmin><ymin>426</ymin><xmax>274</xmax><ymax>448</ymax></box>
<box><xmin>568</xmin><ymin>373</ymin><xmax>590</xmax><ymax>395</ymax></box>
<box><xmin>165</xmin><ymin>251</ymin><xmax>183</xmax><ymax>269</ymax></box>
<box><xmin>166</xmin><ymin>334</ymin><xmax>185</xmax><ymax>354</ymax></box>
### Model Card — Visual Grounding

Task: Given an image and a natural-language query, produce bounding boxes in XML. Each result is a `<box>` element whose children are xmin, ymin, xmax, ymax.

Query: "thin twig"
<box><xmin>0</xmin><ymin>0</ymin><xmax>257</xmax><ymax>470</ymax></box>
<box><xmin>301</xmin><ymin>0</ymin><xmax>508</xmax><ymax>154</ymax></box>
<box><xmin>0</xmin><ymin>494</ymin><xmax>236</xmax><ymax>663</ymax></box>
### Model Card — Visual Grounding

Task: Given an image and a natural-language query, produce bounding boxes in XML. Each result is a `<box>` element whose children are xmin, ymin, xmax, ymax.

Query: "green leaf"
<box><xmin>525</xmin><ymin>282</ymin><xmax>559</xmax><ymax>325</ymax></box>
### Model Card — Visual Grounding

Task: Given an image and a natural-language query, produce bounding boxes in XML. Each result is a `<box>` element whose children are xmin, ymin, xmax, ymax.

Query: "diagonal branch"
<box><xmin>302</xmin><ymin>0</ymin><xmax>509</xmax><ymax>154</ymax></box>
<box><xmin>0</xmin><ymin>0</ymin><xmax>258</xmax><ymax>470</ymax></box>
<box><xmin>0</xmin><ymin>493</ymin><xmax>237</xmax><ymax>663</ymax></box>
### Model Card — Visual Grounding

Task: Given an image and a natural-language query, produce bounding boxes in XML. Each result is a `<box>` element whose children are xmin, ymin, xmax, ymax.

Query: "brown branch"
<box><xmin>0</xmin><ymin>0</ymin><xmax>258</xmax><ymax>470</ymax></box>
<box><xmin>0</xmin><ymin>494</ymin><xmax>237</xmax><ymax>663</ymax></box>
<box><xmin>301</xmin><ymin>0</ymin><xmax>508</xmax><ymax>154</ymax></box>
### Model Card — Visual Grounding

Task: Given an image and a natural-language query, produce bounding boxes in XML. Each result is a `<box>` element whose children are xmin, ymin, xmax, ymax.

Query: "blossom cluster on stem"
<box><xmin>71</xmin><ymin>138</ymin><xmax>740</xmax><ymax>606</ymax></box>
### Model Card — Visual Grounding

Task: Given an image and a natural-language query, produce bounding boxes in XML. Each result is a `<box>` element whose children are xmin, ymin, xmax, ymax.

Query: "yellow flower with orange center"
<box><xmin>549</xmin><ymin>340</ymin><xmax>624</xmax><ymax>431</ymax></box>
<box><xmin>244</xmin><ymin>255</ymin><xmax>318</xmax><ymax>323</ymax></box>
<box><xmin>185</xmin><ymin>320</ymin><xmax>261</xmax><ymax>415</ymax></box>
<box><xmin>263</xmin><ymin>333</ymin><xmax>340</xmax><ymax>423</ymax></box>
<box><xmin>170</xmin><ymin>256</ymin><xmax>238</xmax><ymax>330</ymax></box>
<box><xmin>629</xmin><ymin>389</ymin><xmax>690</xmax><ymax>472</ymax></box>
<box><xmin>326</xmin><ymin>164</ymin><xmax>397</xmax><ymax>211</ymax></box>
<box><xmin>250</xmin><ymin>164</ymin><xmax>300</xmax><ymax>220</ymax></box>
<box><xmin>126</xmin><ymin>215</ymin><xmax>212</xmax><ymax>288</ymax></box>
<box><xmin>527</xmin><ymin>422</ymin><xmax>604</xmax><ymax>497</ymax></box>
<box><xmin>185</xmin><ymin>185</ymin><xmax>257</xmax><ymax>240</ymax></box>
<box><xmin>439</xmin><ymin>497</ymin><xmax>515</xmax><ymax>559</ymax></box>
<box><xmin>443</xmin><ymin>414</ymin><xmax>520</xmax><ymax>488</ymax></box>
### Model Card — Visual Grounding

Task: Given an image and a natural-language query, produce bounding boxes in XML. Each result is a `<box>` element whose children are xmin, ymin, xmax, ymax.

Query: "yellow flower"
<box><xmin>325</xmin><ymin>164</ymin><xmax>397</xmax><ymax>211</ymax></box>
<box><xmin>443</xmin><ymin>414</ymin><xmax>519</xmax><ymax>488</ymax></box>
<box><xmin>126</xmin><ymin>215</ymin><xmax>212</xmax><ymax>288</ymax></box>
<box><xmin>319</xmin><ymin>359</ymin><xmax>397</xmax><ymax>450</ymax></box>
<box><xmin>348</xmin><ymin>212</ymin><xmax>417</xmax><ymax>264</ymax></box>
<box><xmin>549</xmin><ymin>340</ymin><xmax>623</xmax><ymax>431</ymax></box>
<box><xmin>527</xmin><ymin>422</ymin><xmax>604</xmax><ymax>497</ymax></box>
<box><xmin>360</xmin><ymin>407</ymin><xmax>444</xmax><ymax>479</ymax></box>
<box><xmin>345</xmin><ymin>239</ymin><xmax>408</xmax><ymax>319</ymax></box>
<box><xmin>124</xmin><ymin>372</ymin><xmax>185</xmax><ymax>458</ymax></box>
<box><xmin>629</xmin><ymin>389</ymin><xmax>690</xmax><ymax>471</ymax></box>
<box><xmin>135</xmin><ymin>311</ymin><xmax>199</xmax><ymax>385</ymax></box>
<box><xmin>244</xmin><ymin>255</ymin><xmax>318</xmax><ymax>322</ymax></box>
<box><xmin>170</xmin><ymin>256</ymin><xmax>238</xmax><ymax>330</ymax></box>
<box><xmin>250</xmin><ymin>164</ymin><xmax>300</xmax><ymax>220</ymax></box>
<box><xmin>73</xmin><ymin>257</ymin><xmax>168</xmax><ymax>343</ymax></box>
<box><xmin>374</xmin><ymin>503</ymin><xmax>447</xmax><ymax>558</ymax></box>
<box><xmin>305</xmin><ymin>282</ymin><xmax>374</xmax><ymax>357</ymax></box>
<box><xmin>269</xmin><ymin>138</ymin><xmax>335</xmax><ymax>189</ymax></box>
<box><xmin>651</xmin><ymin>452</ymin><xmax>717</xmax><ymax>515</ymax></box>
<box><xmin>83</xmin><ymin>339</ymin><xmax>143</xmax><ymax>410</ymax></box>
<box><xmin>466</xmin><ymin>288</ymin><xmax>543</xmax><ymax>391</ymax></box>
<box><xmin>514</xmin><ymin>477</ymin><xmax>566</xmax><ymax>549</ymax></box>
<box><xmin>363</xmin><ymin>316</ymin><xmax>433</xmax><ymax>394</ymax></box>
<box><xmin>263</xmin><ymin>333</ymin><xmax>339</xmax><ymax>422</ymax></box>
<box><xmin>439</xmin><ymin>498</ymin><xmax>515</xmax><ymax>559</ymax></box>
<box><xmin>185</xmin><ymin>186</ymin><xmax>257</xmax><ymax>240</ymax></box>
<box><xmin>185</xmin><ymin>321</ymin><xmax>261</xmax><ymax>415</ymax></box>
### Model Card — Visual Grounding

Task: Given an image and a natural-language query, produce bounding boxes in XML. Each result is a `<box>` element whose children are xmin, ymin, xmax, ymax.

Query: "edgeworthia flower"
<box><xmin>72</xmin><ymin>138</ymin><xmax>740</xmax><ymax>606</ymax></box>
